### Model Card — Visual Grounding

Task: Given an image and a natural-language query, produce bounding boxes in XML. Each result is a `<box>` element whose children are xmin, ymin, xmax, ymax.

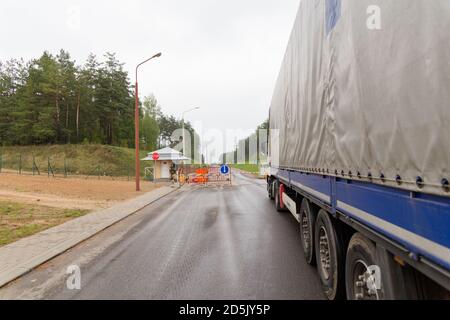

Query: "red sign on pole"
<box><xmin>152</xmin><ymin>152</ymin><xmax>160</xmax><ymax>161</ymax></box>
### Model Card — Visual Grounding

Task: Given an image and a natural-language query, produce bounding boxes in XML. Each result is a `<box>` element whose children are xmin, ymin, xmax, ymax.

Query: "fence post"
<box><xmin>47</xmin><ymin>157</ymin><xmax>55</xmax><ymax>178</ymax></box>
<box><xmin>64</xmin><ymin>158</ymin><xmax>68</xmax><ymax>178</ymax></box>
<box><xmin>33</xmin><ymin>156</ymin><xmax>36</xmax><ymax>175</ymax></box>
<box><xmin>18</xmin><ymin>154</ymin><xmax>22</xmax><ymax>174</ymax></box>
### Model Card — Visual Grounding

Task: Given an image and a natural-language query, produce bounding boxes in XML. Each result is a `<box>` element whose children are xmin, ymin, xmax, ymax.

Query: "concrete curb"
<box><xmin>0</xmin><ymin>185</ymin><xmax>180</xmax><ymax>288</ymax></box>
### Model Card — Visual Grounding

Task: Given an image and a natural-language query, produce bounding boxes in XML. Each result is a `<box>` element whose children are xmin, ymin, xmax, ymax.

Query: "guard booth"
<box><xmin>141</xmin><ymin>147</ymin><xmax>190</xmax><ymax>181</ymax></box>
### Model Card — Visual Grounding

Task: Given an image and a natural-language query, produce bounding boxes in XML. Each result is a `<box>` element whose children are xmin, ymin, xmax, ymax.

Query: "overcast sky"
<box><xmin>1</xmin><ymin>0</ymin><xmax>300</xmax><ymax>158</ymax></box>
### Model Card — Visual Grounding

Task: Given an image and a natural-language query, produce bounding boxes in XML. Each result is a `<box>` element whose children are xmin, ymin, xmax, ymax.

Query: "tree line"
<box><xmin>220</xmin><ymin>119</ymin><xmax>269</xmax><ymax>164</ymax></box>
<box><xmin>0</xmin><ymin>50</ymin><xmax>198</xmax><ymax>155</ymax></box>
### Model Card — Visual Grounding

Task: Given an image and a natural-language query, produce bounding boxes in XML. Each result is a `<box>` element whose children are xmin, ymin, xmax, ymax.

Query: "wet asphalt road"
<box><xmin>16</xmin><ymin>172</ymin><xmax>324</xmax><ymax>300</ymax></box>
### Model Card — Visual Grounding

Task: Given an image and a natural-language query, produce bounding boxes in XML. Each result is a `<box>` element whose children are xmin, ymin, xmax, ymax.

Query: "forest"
<box><xmin>0</xmin><ymin>50</ymin><xmax>198</xmax><ymax>153</ymax></box>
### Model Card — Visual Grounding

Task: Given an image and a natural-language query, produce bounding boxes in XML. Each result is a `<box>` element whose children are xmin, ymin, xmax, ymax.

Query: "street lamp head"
<box><xmin>137</xmin><ymin>53</ymin><xmax>162</xmax><ymax>72</ymax></box>
<box><xmin>182</xmin><ymin>107</ymin><xmax>200</xmax><ymax>118</ymax></box>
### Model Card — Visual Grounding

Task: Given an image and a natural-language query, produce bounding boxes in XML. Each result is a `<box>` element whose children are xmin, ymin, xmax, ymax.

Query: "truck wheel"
<box><xmin>346</xmin><ymin>233</ymin><xmax>383</xmax><ymax>300</ymax></box>
<box><xmin>300</xmin><ymin>198</ymin><xmax>316</xmax><ymax>265</ymax></box>
<box><xmin>315</xmin><ymin>210</ymin><xmax>345</xmax><ymax>300</ymax></box>
<box><xmin>268</xmin><ymin>179</ymin><xmax>275</xmax><ymax>200</ymax></box>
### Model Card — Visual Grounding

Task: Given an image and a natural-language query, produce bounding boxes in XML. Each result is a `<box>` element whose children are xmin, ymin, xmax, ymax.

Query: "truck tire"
<box><xmin>315</xmin><ymin>210</ymin><xmax>345</xmax><ymax>300</ymax></box>
<box><xmin>300</xmin><ymin>198</ymin><xmax>316</xmax><ymax>265</ymax></box>
<box><xmin>268</xmin><ymin>179</ymin><xmax>275</xmax><ymax>200</ymax></box>
<box><xmin>346</xmin><ymin>233</ymin><xmax>384</xmax><ymax>300</ymax></box>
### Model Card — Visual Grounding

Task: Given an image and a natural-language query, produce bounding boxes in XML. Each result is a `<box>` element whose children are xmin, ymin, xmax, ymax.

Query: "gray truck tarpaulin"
<box><xmin>269</xmin><ymin>0</ymin><xmax>450</xmax><ymax>197</ymax></box>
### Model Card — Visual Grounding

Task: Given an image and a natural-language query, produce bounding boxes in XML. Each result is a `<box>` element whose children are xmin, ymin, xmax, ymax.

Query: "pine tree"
<box><xmin>141</xmin><ymin>96</ymin><xmax>161</xmax><ymax>151</ymax></box>
<box><xmin>0</xmin><ymin>50</ymin><xmax>201</xmax><ymax>150</ymax></box>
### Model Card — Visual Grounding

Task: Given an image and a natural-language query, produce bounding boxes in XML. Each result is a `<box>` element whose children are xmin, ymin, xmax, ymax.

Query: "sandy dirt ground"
<box><xmin>0</xmin><ymin>173</ymin><xmax>165</xmax><ymax>210</ymax></box>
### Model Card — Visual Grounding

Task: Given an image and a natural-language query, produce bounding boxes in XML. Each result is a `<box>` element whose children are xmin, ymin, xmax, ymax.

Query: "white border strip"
<box><xmin>291</xmin><ymin>181</ymin><xmax>331</xmax><ymax>203</ymax></box>
<box><xmin>283</xmin><ymin>193</ymin><xmax>300</xmax><ymax>223</ymax></box>
<box><xmin>338</xmin><ymin>201</ymin><xmax>450</xmax><ymax>266</ymax></box>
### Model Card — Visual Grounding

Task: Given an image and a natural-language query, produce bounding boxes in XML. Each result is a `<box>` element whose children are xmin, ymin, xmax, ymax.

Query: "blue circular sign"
<box><xmin>220</xmin><ymin>165</ymin><xmax>230</xmax><ymax>175</ymax></box>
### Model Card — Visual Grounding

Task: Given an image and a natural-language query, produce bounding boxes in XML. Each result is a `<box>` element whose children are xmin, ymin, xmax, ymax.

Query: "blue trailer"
<box><xmin>267</xmin><ymin>0</ymin><xmax>450</xmax><ymax>300</ymax></box>
<box><xmin>267</xmin><ymin>169</ymin><xmax>450</xmax><ymax>299</ymax></box>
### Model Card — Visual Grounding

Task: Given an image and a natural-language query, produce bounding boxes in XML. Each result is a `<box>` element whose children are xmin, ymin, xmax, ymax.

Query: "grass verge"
<box><xmin>0</xmin><ymin>200</ymin><xmax>88</xmax><ymax>247</ymax></box>
<box><xmin>0</xmin><ymin>144</ymin><xmax>148</xmax><ymax>177</ymax></box>
<box><xmin>231</xmin><ymin>164</ymin><xmax>260</xmax><ymax>174</ymax></box>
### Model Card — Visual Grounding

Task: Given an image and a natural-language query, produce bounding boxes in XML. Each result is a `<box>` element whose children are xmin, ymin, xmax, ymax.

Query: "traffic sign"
<box><xmin>152</xmin><ymin>152</ymin><xmax>160</xmax><ymax>161</ymax></box>
<box><xmin>220</xmin><ymin>165</ymin><xmax>230</xmax><ymax>175</ymax></box>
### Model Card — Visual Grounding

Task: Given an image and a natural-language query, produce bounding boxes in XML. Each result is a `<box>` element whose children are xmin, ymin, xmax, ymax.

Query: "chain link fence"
<box><xmin>0</xmin><ymin>153</ymin><xmax>143</xmax><ymax>181</ymax></box>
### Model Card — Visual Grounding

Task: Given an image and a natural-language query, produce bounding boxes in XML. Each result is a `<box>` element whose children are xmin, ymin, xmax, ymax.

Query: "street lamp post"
<box><xmin>135</xmin><ymin>52</ymin><xmax>161</xmax><ymax>192</ymax></box>
<box><xmin>182</xmin><ymin>107</ymin><xmax>200</xmax><ymax>158</ymax></box>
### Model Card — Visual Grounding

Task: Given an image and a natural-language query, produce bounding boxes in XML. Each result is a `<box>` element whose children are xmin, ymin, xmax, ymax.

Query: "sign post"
<box><xmin>152</xmin><ymin>152</ymin><xmax>160</xmax><ymax>183</ymax></box>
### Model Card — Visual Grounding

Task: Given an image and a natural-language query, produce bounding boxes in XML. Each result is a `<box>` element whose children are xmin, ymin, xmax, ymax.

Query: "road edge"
<box><xmin>0</xmin><ymin>185</ymin><xmax>181</xmax><ymax>288</ymax></box>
